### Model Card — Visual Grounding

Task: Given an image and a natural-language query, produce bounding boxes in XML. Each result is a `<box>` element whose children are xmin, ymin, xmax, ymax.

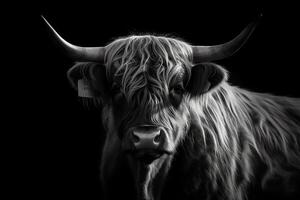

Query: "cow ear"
<box><xmin>67</xmin><ymin>62</ymin><xmax>110</xmax><ymax>100</ymax></box>
<box><xmin>186</xmin><ymin>63</ymin><xmax>227</xmax><ymax>96</ymax></box>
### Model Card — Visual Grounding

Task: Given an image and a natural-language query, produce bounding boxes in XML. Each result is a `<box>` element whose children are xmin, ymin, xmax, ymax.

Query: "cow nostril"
<box><xmin>154</xmin><ymin>133</ymin><xmax>161</xmax><ymax>143</ymax></box>
<box><xmin>132</xmin><ymin>133</ymin><xmax>140</xmax><ymax>143</ymax></box>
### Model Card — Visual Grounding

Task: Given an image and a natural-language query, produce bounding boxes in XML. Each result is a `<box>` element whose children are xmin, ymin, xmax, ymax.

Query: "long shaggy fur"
<box><xmin>102</xmin><ymin>35</ymin><xmax>300</xmax><ymax>199</ymax></box>
<box><xmin>70</xmin><ymin>35</ymin><xmax>300</xmax><ymax>200</ymax></box>
<box><xmin>186</xmin><ymin>83</ymin><xmax>300</xmax><ymax>199</ymax></box>
<box><xmin>104</xmin><ymin>35</ymin><xmax>192</xmax><ymax>106</ymax></box>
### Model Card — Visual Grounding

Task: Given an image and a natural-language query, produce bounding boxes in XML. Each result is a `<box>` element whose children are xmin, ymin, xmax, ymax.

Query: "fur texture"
<box><xmin>184</xmin><ymin>84</ymin><xmax>300</xmax><ymax>199</ymax></box>
<box><xmin>68</xmin><ymin>35</ymin><xmax>300</xmax><ymax>200</ymax></box>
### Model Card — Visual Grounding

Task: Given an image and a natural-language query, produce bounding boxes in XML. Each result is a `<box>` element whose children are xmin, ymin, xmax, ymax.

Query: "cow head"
<box><xmin>43</xmin><ymin>16</ymin><xmax>259</xmax><ymax>200</ymax></box>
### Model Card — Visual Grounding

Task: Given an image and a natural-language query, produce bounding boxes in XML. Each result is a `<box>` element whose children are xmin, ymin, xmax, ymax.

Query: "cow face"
<box><xmin>108</xmin><ymin>60</ymin><xmax>189</xmax><ymax>163</ymax></box>
<box><xmin>68</xmin><ymin>37</ymin><xmax>227</xmax><ymax>166</ymax></box>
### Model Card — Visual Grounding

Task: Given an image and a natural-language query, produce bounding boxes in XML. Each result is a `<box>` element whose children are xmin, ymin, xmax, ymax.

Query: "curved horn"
<box><xmin>192</xmin><ymin>14</ymin><xmax>262</xmax><ymax>63</ymax></box>
<box><xmin>42</xmin><ymin>16</ymin><xmax>105</xmax><ymax>62</ymax></box>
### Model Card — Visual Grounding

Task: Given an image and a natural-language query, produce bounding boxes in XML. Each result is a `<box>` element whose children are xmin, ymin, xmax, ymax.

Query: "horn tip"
<box><xmin>41</xmin><ymin>15</ymin><xmax>46</xmax><ymax>22</ymax></box>
<box><xmin>41</xmin><ymin>15</ymin><xmax>51</xmax><ymax>26</ymax></box>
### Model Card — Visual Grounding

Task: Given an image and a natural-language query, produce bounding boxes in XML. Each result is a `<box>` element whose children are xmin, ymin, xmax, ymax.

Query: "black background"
<box><xmin>8</xmin><ymin>1</ymin><xmax>300</xmax><ymax>199</ymax></box>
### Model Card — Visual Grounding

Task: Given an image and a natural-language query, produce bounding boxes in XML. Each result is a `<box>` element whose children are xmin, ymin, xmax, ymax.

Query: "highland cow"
<box><xmin>43</xmin><ymin>16</ymin><xmax>300</xmax><ymax>200</ymax></box>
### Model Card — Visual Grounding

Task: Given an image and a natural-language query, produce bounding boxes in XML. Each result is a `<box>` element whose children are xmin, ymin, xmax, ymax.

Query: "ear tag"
<box><xmin>78</xmin><ymin>79</ymin><xmax>93</xmax><ymax>98</ymax></box>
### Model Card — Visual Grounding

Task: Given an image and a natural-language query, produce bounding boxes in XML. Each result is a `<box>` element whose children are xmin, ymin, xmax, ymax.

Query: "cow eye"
<box><xmin>111</xmin><ymin>85</ymin><xmax>124</xmax><ymax>102</ymax></box>
<box><xmin>111</xmin><ymin>85</ymin><xmax>120</xmax><ymax>94</ymax></box>
<box><xmin>171</xmin><ymin>85</ymin><xmax>184</xmax><ymax>95</ymax></box>
<box><xmin>169</xmin><ymin>85</ymin><xmax>184</xmax><ymax>107</ymax></box>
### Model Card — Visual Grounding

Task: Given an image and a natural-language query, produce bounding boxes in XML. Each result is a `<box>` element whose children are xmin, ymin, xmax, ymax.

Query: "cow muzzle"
<box><xmin>128</xmin><ymin>125</ymin><xmax>168</xmax><ymax>164</ymax></box>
